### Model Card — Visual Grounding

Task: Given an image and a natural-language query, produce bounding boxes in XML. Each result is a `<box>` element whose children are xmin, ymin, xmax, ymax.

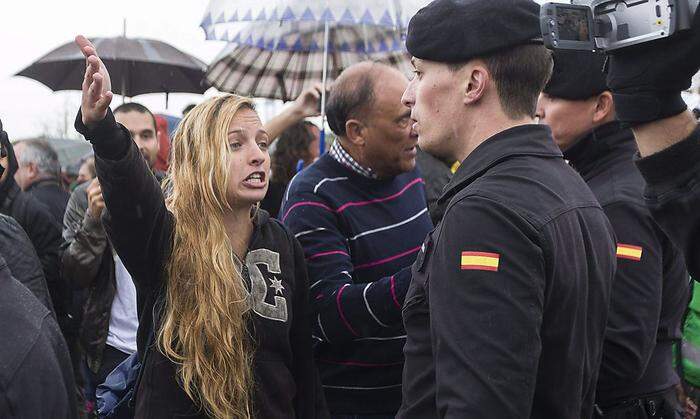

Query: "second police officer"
<box><xmin>537</xmin><ymin>49</ymin><xmax>689</xmax><ymax>418</ymax></box>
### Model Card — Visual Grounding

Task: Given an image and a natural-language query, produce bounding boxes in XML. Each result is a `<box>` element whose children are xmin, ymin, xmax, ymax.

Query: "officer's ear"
<box><xmin>345</xmin><ymin>119</ymin><xmax>367</xmax><ymax>147</ymax></box>
<box><xmin>463</xmin><ymin>62</ymin><xmax>489</xmax><ymax>106</ymax></box>
<box><xmin>592</xmin><ymin>91</ymin><xmax>615</xmax><ymax>124</ymax></box>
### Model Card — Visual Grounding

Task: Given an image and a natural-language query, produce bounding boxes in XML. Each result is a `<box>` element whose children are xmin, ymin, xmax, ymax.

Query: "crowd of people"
<box><xmin>2</xmin><ymin>0</ymin><xmax>700</xmax><ymax>418</ymax></box>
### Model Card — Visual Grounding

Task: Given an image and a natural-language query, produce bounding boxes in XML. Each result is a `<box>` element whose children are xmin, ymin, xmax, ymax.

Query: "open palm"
<box><xmin>75</xmin><ymin>35</ymin><xmax>113</xmax><ymax>127</ymax></box>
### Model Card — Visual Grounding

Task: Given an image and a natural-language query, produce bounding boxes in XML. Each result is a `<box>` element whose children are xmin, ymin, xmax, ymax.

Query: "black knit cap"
<box><xmin>543</xmin><ymin>49</ymin><xmax>609</xmax><ymax>100</ymax></box>
<box><xmin>406</xmin><ymin>0</ymin><xmax>542</xmax><ymax>63</ymax></box>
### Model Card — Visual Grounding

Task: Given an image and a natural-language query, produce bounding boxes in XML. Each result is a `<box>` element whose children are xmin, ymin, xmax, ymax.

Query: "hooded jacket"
<box><xmin>0</xmin><ymin>124</ymin><xmax>65</xmax><ymax>331</ymax></box>
<box><xmin>76</xmin><ymin>109</ymin><xmax>328</xmax><ymax>418</ymax></box>
<box><xmin>0</xmin><ymin>213</ymin><xmax>54</xmax><ymax>312</ymax></box>
<box><xmin>0</xmin><ymin>252</ymin><xmax>77</xmax><ymax>419</ymax></box>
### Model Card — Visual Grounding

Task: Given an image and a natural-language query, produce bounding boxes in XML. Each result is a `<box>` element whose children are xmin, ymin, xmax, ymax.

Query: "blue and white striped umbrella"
<box><xmin>200</xmin><ymin>0</ymin><xmax>428</xmax><ymax>43</ymax></box>
<box><xmin>201</xmin><ymin>0</ymin><xmax>430</xmax><ymax>153</ymax></box>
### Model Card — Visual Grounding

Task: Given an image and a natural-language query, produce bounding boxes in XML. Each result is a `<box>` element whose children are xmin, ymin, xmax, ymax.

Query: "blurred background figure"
<box><xmin>75</xmin><ymin>155</ymin><xmax>95</xmax><ymax>186</ymax></box>
<box><xmin>13</xmin><ymin>138</ymin><xmax>70</xmax><ymax>225</ymax></box>
<box><xmin>0</xmin><ymin>247</ymin><xmax>77</xmax><ymax>419</ymax></box>
<box><xmin>261</xmin><ymin>120</ymin><xmax>319</xmax><ymax>217</ymax></box>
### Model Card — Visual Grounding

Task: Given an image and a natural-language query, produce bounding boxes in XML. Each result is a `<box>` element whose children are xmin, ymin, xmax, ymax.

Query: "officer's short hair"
<box><xmin>16</xmin><ymin>139</ymin><xmax>61</xmax><ymax>180</ymax></box>
<box><xmin>448</xmin><ymin>45</ymin><xmax>553</xmax><ymax>120</ymax></box>
<box><xmin>113</xmin><ymin>102</ymin><xmax>157</xmax><ymax>132</ymax></box>
<box><xmin>325</xmin><ymin>65</ymin><xmax>376</xmax><ymax>137</ymax></box>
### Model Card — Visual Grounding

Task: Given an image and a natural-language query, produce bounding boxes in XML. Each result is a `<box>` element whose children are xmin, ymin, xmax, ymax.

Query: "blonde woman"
<box><xmin>74</xmin><ymin>35</ymin><xmax>326</xmax><ymax>419</ymax></box>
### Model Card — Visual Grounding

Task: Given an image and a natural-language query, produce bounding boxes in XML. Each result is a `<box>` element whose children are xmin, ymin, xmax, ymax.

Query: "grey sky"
<box><xmin>1</xmin><ymin>0</ymin><xmax>230</xmax><ymax>140</ymax></box>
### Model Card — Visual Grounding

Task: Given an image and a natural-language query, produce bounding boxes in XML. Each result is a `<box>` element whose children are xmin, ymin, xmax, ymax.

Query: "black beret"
<box><xmin>406</xmin><ymin>0</ymin><xmax>542</xmax><ymax>63</ymax></box>
<box><xmin>543</xmin><ymin>49</ymin><xmax>609</xmax><ymax>100</ymax></box>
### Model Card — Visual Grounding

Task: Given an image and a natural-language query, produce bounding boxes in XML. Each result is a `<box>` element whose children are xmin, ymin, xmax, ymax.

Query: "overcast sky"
<box><xmin>3</xmin><ymin>1</ymin><xmax>697</xmax><ymax>140</ymax></box>
<box><xmin>1</xmin><ymin>0</ymin><xmax>234</xmax><ymax>140</ymax></box>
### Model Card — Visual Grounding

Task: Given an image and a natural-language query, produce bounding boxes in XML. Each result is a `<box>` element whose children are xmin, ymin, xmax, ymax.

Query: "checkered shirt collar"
<box><xmin>329</xmin><ymin>140</ymin><xmax>377</xmax><ymax>179</ymax></box>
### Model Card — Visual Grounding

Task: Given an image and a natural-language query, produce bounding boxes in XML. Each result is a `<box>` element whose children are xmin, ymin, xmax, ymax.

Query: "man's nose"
<box><xmin>402</xmin><ymin>81</ymin><xmax>416</xmax><ymax>108</ymax></box>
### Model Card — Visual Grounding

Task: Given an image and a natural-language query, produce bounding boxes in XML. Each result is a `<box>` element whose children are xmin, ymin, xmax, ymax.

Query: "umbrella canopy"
<box><xmin>16</xmin><ymin>37</ymin><xmax>209</xmax><ymax>98</ymax></box>
<box><xmin>206</xmin><ymin>26</ymin><xmax>411</xmax><ymax>100</ymax></box>
<box><xmin>200</xmin><ymin>0</ymin><xmax>426</xmax><ymax>36</ymax></box>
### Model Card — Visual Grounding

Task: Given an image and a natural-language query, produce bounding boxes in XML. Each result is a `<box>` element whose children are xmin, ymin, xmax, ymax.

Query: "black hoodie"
<box><xmin>0</xmin><ymin>122</ymin><xmax>65</xmax><ymax>330</ymax></box>
<box><xmin>75</xmin><ymin>109</ymin><xmax>328</xmax><ymax>419</ymax></box>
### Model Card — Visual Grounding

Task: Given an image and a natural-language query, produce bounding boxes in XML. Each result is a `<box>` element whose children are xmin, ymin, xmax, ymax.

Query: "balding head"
<box><xmin>325</xmin><ymin>62</ymin><xmax>418</xmax><ymax>179</ymax></box>
<box><xmin>326</xmin><ymin>62</ymin><xmax>407</xmax><ymax>138</ymax></box>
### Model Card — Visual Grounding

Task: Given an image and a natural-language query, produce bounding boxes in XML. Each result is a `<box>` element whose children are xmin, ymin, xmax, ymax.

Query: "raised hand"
<box><xmin>292</xmin><ymin>83</ymin><xmax>324</xmax><ymax>118</ymax></box>
<box><xmin>75</xmin><ymin>35</ymin><xmax>113</xmax><ymax>127</ymax></box>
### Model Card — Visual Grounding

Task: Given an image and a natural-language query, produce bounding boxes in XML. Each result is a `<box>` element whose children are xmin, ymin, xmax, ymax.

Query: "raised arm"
<box><xmin>264</xmin><ymin>84</ymin><xmax>322</xmax><ymax>141</ymax></box>
<box><xmin>73</xmin><ymin>35</ymin><xmax>172</xmax><ymax>293</ymax></box>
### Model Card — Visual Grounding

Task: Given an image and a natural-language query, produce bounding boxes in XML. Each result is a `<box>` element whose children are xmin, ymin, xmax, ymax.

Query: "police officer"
<box><xmin>537</xmin><ymin>50</ymin><xmax>689</xmax><ymax>418</ymax></box>
<box><xmin>398</xmin><ymin>1</ymin><xmax>617</xmax><ymax>418</ymax></box>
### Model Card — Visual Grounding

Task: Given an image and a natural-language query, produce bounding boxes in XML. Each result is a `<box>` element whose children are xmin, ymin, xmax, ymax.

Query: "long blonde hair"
<box><xmin>159</xmin><ymin>95</ymin><xmax>256</xmax><ymax>419</ymax></box>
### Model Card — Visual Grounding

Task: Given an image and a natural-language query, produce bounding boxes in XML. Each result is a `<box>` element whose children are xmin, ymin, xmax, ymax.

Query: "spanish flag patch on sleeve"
<box><xmin>461</xmin><ymin>251</ymin><xmax>500</xmax><ymax>271</ymax></box>
<box><xmin>616</xmin><ymin>244</ymin><xmax>643</xmax><ymax>261</ymax></box>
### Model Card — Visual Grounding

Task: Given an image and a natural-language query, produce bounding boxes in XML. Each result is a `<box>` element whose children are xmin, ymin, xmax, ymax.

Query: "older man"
<box><xmin>14</xmin><ymin>139</ymin><xmax>69</xmax><ymax>224</ymax></box>
<box><xmin>280</xmin><ymin>62</ymin><xmax>433</xmax><ymax>418</ymax></box>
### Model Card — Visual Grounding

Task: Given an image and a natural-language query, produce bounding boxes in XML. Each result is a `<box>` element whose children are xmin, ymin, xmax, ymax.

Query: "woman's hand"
<box><xmin>75</xmin><ymin>35</ymin><xmax>113</xmax><ymax>128</ymax></box>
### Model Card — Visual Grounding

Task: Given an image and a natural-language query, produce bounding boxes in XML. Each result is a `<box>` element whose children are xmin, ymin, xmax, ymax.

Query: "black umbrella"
<box><xmin>16</xmin><ymin>37</ymin><xmax>209</xmax><ymax>108</ymax></box>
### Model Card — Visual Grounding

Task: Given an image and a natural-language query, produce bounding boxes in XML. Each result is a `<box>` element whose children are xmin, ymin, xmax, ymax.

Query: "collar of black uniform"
<box><xmin>563</xmin><ymin>121</ymin><xmax>636</xmax><ymax>176</ymax></box>
<box><xmin>438</xmin><ymin>124</ymin><xmax>562</xmax><ymax>205</ymax></box>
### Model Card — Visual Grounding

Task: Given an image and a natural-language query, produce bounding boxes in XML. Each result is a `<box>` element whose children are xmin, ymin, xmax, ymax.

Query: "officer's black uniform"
<box><xmin>398</xmin><ymin>1</ymin><xmax>617</xmax><ymax>417</ymax></box>
<box><xmin>567</xmin><ymin>123</ymin><xmax>689</xmax><ymax>418</ymax></box>
<box><xmin>544</xmin><ymin>49</ymin><xmax>690</xmax><ymax>418</ymax></box>
<box><xmin>399</xmin><ymin>125</ymin><xmax>617</xmax><ymax>419</ymax></box>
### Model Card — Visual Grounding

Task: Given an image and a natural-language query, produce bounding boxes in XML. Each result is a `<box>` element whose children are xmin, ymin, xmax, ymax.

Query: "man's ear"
<box><xmin>592</xmin><ymin>91</ymin><xmax>615</xmax><ymax>124</ymax></box>
<box><xmin>26</xmin><ymin>162</ymin><xmax>39</xmax><ymax>178</ymax></box>
<box><xmin>464</xmin><ymin>64</ymin><xmax>490</xmax><ymax>106</ymax></box>
<box><xmin>345</xmin><ymin>119</ymin><xmax>366</xmax><ymax>146</ymax></box>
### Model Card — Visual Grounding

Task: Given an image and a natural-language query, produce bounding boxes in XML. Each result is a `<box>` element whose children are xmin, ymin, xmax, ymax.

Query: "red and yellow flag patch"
<box><xmin>461</xmin><ymin>251</ymin><xmax>500</xmax><ymax>272</ymax></box>
<box><xmin>616</xmin><ymin>243</ymin><xmax>643</xmax><ymax>261</ymax></box>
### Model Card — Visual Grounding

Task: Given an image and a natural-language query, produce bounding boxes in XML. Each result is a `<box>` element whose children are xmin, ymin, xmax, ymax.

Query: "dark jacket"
<box><xmin>0</xmin><ymin>253</ymin><xmax>77</xmax><ymax>419</ymax></box>
<box><xmin>564</xmin><ymin>122</ymin><xmax>689</xmax><ymax>403</ymax></box>
<box><xmin>0</xmin><ymin>213</ymin><xmax>54</xmax><ymax>312</ymax></box>
<box><xmin>635</xmin><ymin>125</ymin><xmax>700</xmax><ymax>280</ymax></box>
<box><xmin>27</xmin><ymin>178</ymin><xmax>70</xmax><ymax>226</ymax></box>
<box><xmin>61</xmin><ymin>181</ymin><xmax>116</xmax><ymax>373</ymax></box>
<box><xmin>416</xmin><ymin>148</ymin><xmax>452</xmax><ymax>225</ymax></box>
<box><xmin>399</xmin><ymin>125</ymin><xmax>617</xmax><ymax>419</ymax></box>
<box><xmin>0</xmin><ymin>133</ymin><xmax>65</xmax><ymax>331</ymax></box>
<box><xmin>76</xmin><ymin>109</ymin><xmax>327</xmax><ymax>419</ymax></box>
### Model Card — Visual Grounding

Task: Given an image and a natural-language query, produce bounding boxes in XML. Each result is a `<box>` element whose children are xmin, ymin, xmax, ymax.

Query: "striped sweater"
<box><xmin>280</xmin><ymin>153</ymin><xmax>433</xmax><ymax>415</ymax></box>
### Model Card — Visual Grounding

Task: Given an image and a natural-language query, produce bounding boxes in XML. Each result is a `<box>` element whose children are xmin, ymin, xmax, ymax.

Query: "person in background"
<box><xmin>537</xmin><ymin>49</ymin><xmax>689</xmax><ymax>417</ymax></box>
<box><xmin>13</xmin><ymin>138</ymin><xmax>70</xmax><ymax>225</ymax></box>
<box><xmin>0</xmin><ymin>120</ymin><xmax>65</xmax><ymax>334</ymax></box>
<box><xmin>304</xmin><ymin>120</ymin><xmax>322</xmax><ymax>156</ymax></box>
<box><xmin>62</xmin><ymin>101</ymin><xmax>164</xmax><ymax>405</ymax></box>
<box><xmin>261</xmin><ymin>121</ymin><xmax>317</xmax><ymax>217</ymax></box>
<box><xmin>0</xmin><ymin>249</ymin><xmax>77</xmax><ymax>419</ymax></box>
<box><xmin>153</xmin><ymin>115</ymin><xmax>171</xmax><ymax>173</ymax></box>
<box><xmin>281</xmin><ymin>61</ymin><xmax>433</xmax><ymax>418</ymax></box>
<box><xmin>76</xmin><ymin>155</ymin><xmax>95</xmax><ymax>186</ymax></box>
